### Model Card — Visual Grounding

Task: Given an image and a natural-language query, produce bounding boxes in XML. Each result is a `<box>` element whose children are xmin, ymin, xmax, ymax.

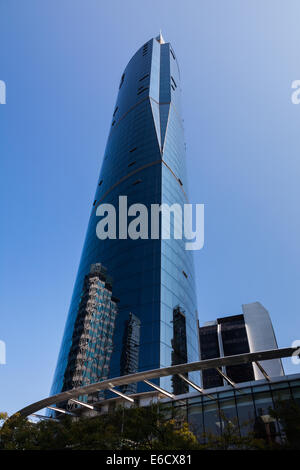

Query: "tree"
<box><xmin>0</xmin><ymin>413</ymin><xmax>39</xmax><ymax>450</ymax></box>
<box><xmin>0</xmin><ymin>405</ymin><xmax>199</xmax><ymax>450</ymax></box>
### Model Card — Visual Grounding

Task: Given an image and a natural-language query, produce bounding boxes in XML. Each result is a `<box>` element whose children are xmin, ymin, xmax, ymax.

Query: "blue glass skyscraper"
<box><xmin>51</xmin><ymin>34</ymin><xmax>200</xmax><ymax>398</ymax></box>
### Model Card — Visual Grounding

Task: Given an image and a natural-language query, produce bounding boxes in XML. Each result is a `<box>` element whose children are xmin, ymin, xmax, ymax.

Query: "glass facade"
<box><xmin>171</xmin><ymin>306</ymin><xmax>188</xmax><ymax>395</ymax></box>
<box><xmin>163</xmin><ymin>374</ymin><xmax>300</xmax><ymax>444</ymax></box>
<box><xmin>50</xmin><ymin>35</ymin><xmax>199</xmax><ymax>397</ymax></box>
<box><xmin>120</xmin><ymin>313</ymin><xmax>141</xmax><ymax>394</ymax></box>
<box><xmin>60</xmin><ymin>263</ymin><xmax>118</xmax><ymax>407</ymax></box>
<box><xmin>220</xmin><ymin>315</ymin><xmax>255</xmax><ymax>384</ymax></box>
<box><xmin>199</xmin><ymin>324</ymin><xmax>223</xmax><ymax>389</ymax></box>
<box><xmin>199</xmin><ymin>314</ymin><xmax>255</xmax><ymax>389</ymax></box>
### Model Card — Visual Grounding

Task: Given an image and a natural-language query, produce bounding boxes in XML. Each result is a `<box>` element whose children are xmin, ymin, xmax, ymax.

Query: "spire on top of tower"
<box><xmin>156</xmin><ymin>30</ymin><xmax>165</xmax><ymax>44</ymax></box>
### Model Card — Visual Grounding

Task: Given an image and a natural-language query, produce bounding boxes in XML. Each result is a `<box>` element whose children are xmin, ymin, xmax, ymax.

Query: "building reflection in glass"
<box><xmin>62</xmin><ymin>263</ymin><xmax>119</xmax><ymax>406</ymax></box>
<box><xmin>120</xmin><ymin>312</ymin><xmax>141</xmax><ymax>394</ymax></box>
<box><xmin>164</xmin><ymin>376</ymin><xmax>300</xmax><ymax>445</ymax></box>
<box><xmin>171</xmin><ymin>306</ymin><xmax>188</xmax><ymax>395</ymax></box>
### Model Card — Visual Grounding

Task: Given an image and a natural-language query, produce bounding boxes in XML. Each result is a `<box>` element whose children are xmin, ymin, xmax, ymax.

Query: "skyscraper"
<box><xmin>50</xmin><ymin>34</ymin><xmax>199</xmax><ymax>398</ymax></box>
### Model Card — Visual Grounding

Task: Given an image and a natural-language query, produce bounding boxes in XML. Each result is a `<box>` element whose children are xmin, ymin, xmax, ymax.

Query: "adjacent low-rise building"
<box><xmin>199</xmin><ymin>302</ymin><xmax>284</xmax><ymax>389</ymax></box>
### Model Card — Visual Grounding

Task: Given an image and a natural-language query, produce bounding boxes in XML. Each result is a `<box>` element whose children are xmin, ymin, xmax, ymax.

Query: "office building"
<box><xmin>199</xmin><ymin>302</ymin><xmax>284</xmax><ymax>389</ymax></box>
<box><xmin>50</xmin><ymin>34</ymin><xmax>199</xmax><ymax>398</ymax></box>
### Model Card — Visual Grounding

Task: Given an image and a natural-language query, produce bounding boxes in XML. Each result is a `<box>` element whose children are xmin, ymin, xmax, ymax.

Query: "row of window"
<box><xmin>94</xmin><ymin>147</ymin><xmax>141</xmax><ymax>204</ymax></box>
<box><xmin>137</xmin><ymin>86</ymin><xmax>149</xmax><ymax>96</ymax></box>
<box><xmin>119</xmin><ymin>73</ymin><xmax>125</xmax><ymax>89</ymax></box>
<box><xmin>95</xmin><ymin>163</ymin><xmax>184</xmax><ymax>207</ymax></box>
<box><xmin>139</xmin><ymin>73</ymin><xmax>149</xmax><ymax>82</ymax></box>
<box><xmin>142</xmin><ymin>43</ymin><xmax>148</xmax><ymax>56</ymax></box>
<box><xmin>103</xmin><ymin>144</ymin><xmax>137</xmax><ymax>165</ymax></box>
<box><xmin>118</xmin><ymin>44</ymin><xmax>174</xmax><ymax>100</ymax></box>
<box><xmin>171</xmin><ymin>76</ymin><xmax>177</xmax><ymax>88</ymax></box>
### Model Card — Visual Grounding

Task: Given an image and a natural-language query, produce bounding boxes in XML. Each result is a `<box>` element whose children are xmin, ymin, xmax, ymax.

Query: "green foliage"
<box><xmin>0</xmin><ymin>413</ymin><xmax>39</xmax><ymax>450</ymax></box>
<box><xmin>0</xmin><ymin>405</ymin><xmax>198</xmax><ymax>450</ymax></box>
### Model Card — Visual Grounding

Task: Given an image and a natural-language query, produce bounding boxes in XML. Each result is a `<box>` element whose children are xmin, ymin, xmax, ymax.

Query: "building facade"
<box><xmin>199</xmin><ymin>302</ymin><xmax>284</xmax><ymax>389</ymax></box>
<box><xmin>242</xmin><ymin>302</ymin><xmax>284</xmax><ymax>380</ymax></box>
<box><xmin>162</xmin><ymin>373</ymin><xmax>300</xmax><ymax>445</ymax></box>
<box><xmin>50</xmin><ymin>34</ymin><xmax>199</xmax><ymax>398</ymax></box>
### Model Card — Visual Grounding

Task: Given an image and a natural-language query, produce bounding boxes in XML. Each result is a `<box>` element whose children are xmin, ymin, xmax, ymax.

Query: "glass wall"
<box><xmin>164</xmin><ymin>376</ymin><xmax>300</xmax><ymax>443</ymax></box>
<box><xmin>50</xmin><ymin>36</ymin><xmax>200</xmax><ymax>397</ymax></box>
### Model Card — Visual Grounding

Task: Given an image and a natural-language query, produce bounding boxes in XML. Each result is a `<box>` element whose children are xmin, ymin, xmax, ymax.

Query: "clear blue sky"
<box><xmin>1</xmin><ymin>0</ymin><xmax>300</xmax><ymax>415</ymax></box>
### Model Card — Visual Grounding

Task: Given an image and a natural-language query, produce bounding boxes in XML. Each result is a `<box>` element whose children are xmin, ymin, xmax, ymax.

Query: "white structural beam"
<box><xmin>215</xmin><ymin>367</ymin><xmax>236</xmax><ymax>388</ymax></box>
<box><xmin>254</xmin><ymin>361</ymin><xmax>271</xmax><ymax>382</ymax></box>
<box><xmin>47</xmin><ymin>406</ymin><xmax>75</xmax><ymax>416</ymax></box>
<box><xmin>177</xmin><ymin>373</ymin><xmax>216</xmax><ymax>400</ymax></box>
<box><xmin>143</xmin><ymin>379</ymin><xmax>175</xmax><ymax>399</ymax></box>
<box><xmin>108</xmin><ymin>387</ymin><xmax>135</xmax><ymax>403</ymax></box>
<box><xmin>69</xmin><ymin>398</ymin><xmax>95</xmax><ymax>410</ymax></box>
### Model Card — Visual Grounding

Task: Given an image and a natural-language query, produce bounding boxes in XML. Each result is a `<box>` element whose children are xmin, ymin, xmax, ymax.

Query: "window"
<box><xmin>171</xmin><ymin>76</ymin><xmax>177</xmax><ymax>88</ymax></box>
<box><xmin>137</xmin><ymin>87</ymin><xmax>148</xmax><ymax>96</ymax></box>
<box><xmin>178</xmin><ymin>178</ymin><xmax>183</xmax><ymax>186</ymax></box>
<box><xmin>128</xmin><ymin>161</ymin><xmax>136</xmax><ymax>168</ymax></box>
<box><xmin>132</xmin><ymin>179</ymin><xmax>142</xmax><ymax>186</ymax></box>
<box><xmin>171</xmin><ymin>84</ymin><xmax>175</xmax><ymax>91</ymax></box>
<box><xmin>113</xmin><ymin>106</ymin><xmax>118</xmax><ymax>117</ymax></box>
<box><xmin>98</xmin><ymin>180</ymin><xmax>103</xmax><ymax>186</ymax></box>
<box><xmin>112</xmin><ymin>120</ymin><xmax>116</xmax><ymax>126</ymax></box>
<box><xmin>129</xmin><ymin>147</ymin><xmax>137</xmax><ymax>153</ymax></box>
<box><xmin>182</xmin><ymin>270</ymin><xmax>188</xmax><ymax>279</ymax></box>
<box><xmin>139</xmin><ymin>73</ymin><xmax>149</xmax><ymax>82</ymax></box>
<box><xmin>119</xmin><ymin>73</ymin><xmax>125</xmax><ymax>89</ymax></box>
<box><xmin>93</xmin><ymin>200</ymin><xmax>97</xmax><ymax>206</ymax></box>
<box><xmin>170</xmin><ymin>49</ymin><xmax>176</xmax><ymax>60</ymax></box>
<box><xmin>142</xmin><ymin>43</ymin><xmax>148</xmax><ymax>56</ymax></box>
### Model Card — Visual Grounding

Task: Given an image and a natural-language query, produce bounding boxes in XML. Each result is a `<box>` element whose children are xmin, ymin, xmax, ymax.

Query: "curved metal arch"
<box><xmin>15</xmin><ymin>347</ymin><xmax>296</xmax><ymax>418</ymax></box>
